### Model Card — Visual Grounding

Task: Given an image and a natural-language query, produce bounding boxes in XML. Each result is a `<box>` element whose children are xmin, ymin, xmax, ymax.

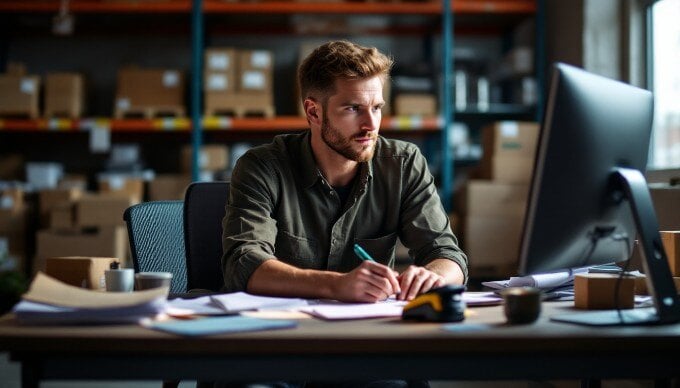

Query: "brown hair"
<box><xmin>298</xmin><ymin>40</ymin><xmax>393</xmax><ymax>105</ymax></box>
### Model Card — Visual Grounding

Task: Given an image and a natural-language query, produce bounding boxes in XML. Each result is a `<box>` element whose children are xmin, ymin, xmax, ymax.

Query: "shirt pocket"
<box><xmin>275</xmin><ymin>230</ymin><xmax>320</xmax><ymax>269</ymax></box>
<box><xmin>355</xmin><ymin>232</ymin><xmax>398</xmax><ymax>267</ymax></box>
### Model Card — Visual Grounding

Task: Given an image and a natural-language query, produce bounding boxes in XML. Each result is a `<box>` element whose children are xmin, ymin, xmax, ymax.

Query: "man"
<box><xmin>223</xmin><ymin>40</ymin><xmax>467</xmax><ymax>303</ymax></box>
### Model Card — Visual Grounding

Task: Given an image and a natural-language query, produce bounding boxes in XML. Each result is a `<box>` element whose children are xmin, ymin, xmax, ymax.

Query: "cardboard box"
<box><xmin>39</xmin><ymin>188</ymin><xmax>83</xmax><ymax>227</ymax></box>
<box><xmin>76</xmin><ymin>194</ymin><xmax>135</xmax><ymax>228</ymax></box>
<box><xmin>465</xmin><ymin>215</ymin><xmax>524</xmax><ymax>276</ymax></box>
<box><xmin>633</xmin><ymin>274</ymin><xmax>680</xmax><ymax>295</ymax></box>
<box><xmin>649</xmin><ymin>184</ymin><xmax>680</xmax><ymax>230</ymax></box>
<box><xmin>45</xmin><ymin>256</ymin><xmax>118</xmax><ymax>290</ymax></box>
<box><xmin>661</xmin><ymin>231</ymin><xmax>680</xmax><ymax>277</ymax></box>
<box><xmin>205</xmin><ymin>48</ymin><xmax>238</xmax><ymax>72</ymax></box>
<box><xmin>0</xmin><ymin>74</ymin><xmax>40</xmax><ymax>118</ymax></box>
<box><xmin>99</xmin><ymin>177</ymin><xmax>145</xmax><ymax>203</ymax></box>
<box><xmin>491</xmin><ymin>155</ymin><xmax>535</xmax><ymax>183</ymax></box>
<box><xmin>0</xmin><ymin>207</ymin><xmax>28</xmax><ymax>272</ymax></box>
<box><xmin>238</xmin><ymin>50</ymin><xmax>273</xmax><ymax>93</ymax></box>
<box><xmin>0</xmin><ymin>187</ymin><xmax>24</xmax><ymax>211</ymax></box>
<box><xmin>465</xmin><ymin>180</ymin><xmax>529</xmax><ymax>217</ymax></box>
<box><xmin>49</xmin><ymin>204</ymin><xmax>76</xmax><ymax>230</ymax></box>
<box><xmin>114</xmin><ymin>67</ymin><xmax>185</xmax><ymax>117</ymax></box>
<box><xmin>204</xmin><ymin>48</ymin><xmax>237</xmax><ymax>94</ymax></box>
<box><xmin>574</xmin><ymin>273</ymin><xmax>635</xmax><ymax>310</ymax></box>
<box><xmin>44</xmin><ymin>72</ymin><xmax>84</xmax><ymax>118</ymax></box>
<box><xmin>148</xmin><ymin>174</ymin><xmax>191</xmax><ymax>201</ymax></box>
<box><xmin>483</xmin><ymin>121</ymin><xmax>540</xmax><ymax>158</ymax></box>
<box><xmin>394</xmin><ymin>93</ymin><xmax>437</xmax><ymax>116</ymax></box>
<box><xmin>34</xmin><ymin>226</ymin><xmax>128</xmax><ymax>274</ymax></box>
<box><xmin>181</xmin><ymin>144</ymin><xmax>229</xmax><ymax>173</ymax></box>
<box><xmin>204</xmin><ymin>71</ymin><xmax>235</xmax><ymax>93</ymax></box>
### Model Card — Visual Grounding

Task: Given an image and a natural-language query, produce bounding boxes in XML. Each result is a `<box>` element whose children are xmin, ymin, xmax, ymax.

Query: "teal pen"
<box><xmin>353</xmin><ymin>244</ymin><xmax>376</xmax><ymax>262</ymax></box>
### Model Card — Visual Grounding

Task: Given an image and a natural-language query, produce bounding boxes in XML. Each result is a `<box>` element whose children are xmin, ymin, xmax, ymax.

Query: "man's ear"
<box><xmin>304</xmin><ymin>98</ymin><xmax>321</xmax><ymax>126</ymax></box>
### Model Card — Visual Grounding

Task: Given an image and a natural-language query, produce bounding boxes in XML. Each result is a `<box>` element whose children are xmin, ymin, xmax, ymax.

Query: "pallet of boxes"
<box><xmin>463</xmin><ymin>121</ymin><xmax>539</xmax><ymax>278</ymax></box>
<box><xmin>204</xmin><ymin>47</ymin><xmax>274</xmax><ymax>118</ymax></box>
<box><xmin>34</xmin><ymin>182</ymin><xmax>140</xmax><ymax>290</ymax></box>
<box><xmin>114</xmin><ymin>66</ymin><xmax>185</xmax><ymax>119</ymax></box>
<box><xmin>0</xmin><ymin>63</ymin><xmax>40</xmax><ymax>119</ymax></box>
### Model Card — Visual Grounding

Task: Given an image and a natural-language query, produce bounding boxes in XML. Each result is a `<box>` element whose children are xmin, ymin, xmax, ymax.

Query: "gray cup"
<box><xmin>105</xmin><ymin>269</ymin><xmax>135</xmax><ymax>292</ymax></box>
<box><xmin>135</xmin><ymin>272</ymin><xmax>173</xmax><ymax>291</ymax></box>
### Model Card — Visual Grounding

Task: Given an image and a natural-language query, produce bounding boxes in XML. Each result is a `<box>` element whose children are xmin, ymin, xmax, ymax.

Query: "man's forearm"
<box><xmin>247</xmin><ymin>259</ymin><xmax>342</xmax><ymax>299</ymax></box>
<box><xmin>424</xmin><ymin>258</ymin><xmax>465</xmax><ymax>285</ymax></box>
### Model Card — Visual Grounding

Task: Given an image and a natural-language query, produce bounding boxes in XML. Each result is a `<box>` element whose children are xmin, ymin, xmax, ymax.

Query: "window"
<box><xmin>649</xmin><ymin>0</ymin><xmax>680</xmax><ymax>168</ymax></box>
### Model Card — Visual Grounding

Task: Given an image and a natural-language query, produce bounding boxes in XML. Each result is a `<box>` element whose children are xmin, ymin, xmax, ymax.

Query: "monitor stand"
<box><xmin>551</xmin><ymin>168</ymin><xmax>680</xmax><ymax>326</ymax></box>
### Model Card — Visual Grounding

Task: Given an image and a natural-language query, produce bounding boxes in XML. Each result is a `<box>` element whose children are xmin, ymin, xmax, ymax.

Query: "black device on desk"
<box><xmin>402</xmin><ymin>285</ymin><xmax>465</xmax><ymax>322</ymax></box>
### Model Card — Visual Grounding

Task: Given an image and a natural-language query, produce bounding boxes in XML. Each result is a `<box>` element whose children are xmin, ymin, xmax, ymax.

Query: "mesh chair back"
<box><xmin>183</xmin><ymin>181</ymin><xmax>229</xmax><ymax>291</ymax></box>
<box><xmin>123</xmin><ymin>201</ymin><xmax>187</xmax><ymax>293</ymax></box>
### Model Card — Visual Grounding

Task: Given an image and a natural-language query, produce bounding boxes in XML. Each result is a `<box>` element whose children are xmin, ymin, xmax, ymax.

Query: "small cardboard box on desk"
<box><xmin>574</xmin><ymin>273</ymin><xmax>635</xmax><ymax>310</ymax></box>
<box><xmin>45</xmin><ymin>256</ymin><xmax>118</xmax><ymax>291</ymax></box>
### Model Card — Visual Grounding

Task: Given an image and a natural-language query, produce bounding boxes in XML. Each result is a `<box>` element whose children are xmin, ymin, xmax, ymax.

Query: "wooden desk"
<box><xmin>1</xmin><ymin>301</ymin><xmax>680</xmax><ymax>388</ymax></box>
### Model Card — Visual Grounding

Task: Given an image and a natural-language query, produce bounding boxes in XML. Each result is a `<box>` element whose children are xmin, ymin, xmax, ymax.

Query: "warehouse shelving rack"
<box><xmin>0</xmin><ymin>0</ymin><xmax>541</xmax><ymax>211</ymax></box>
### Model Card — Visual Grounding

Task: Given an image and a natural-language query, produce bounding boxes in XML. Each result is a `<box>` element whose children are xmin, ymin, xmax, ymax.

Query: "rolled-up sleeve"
<box><xmin>222</xmin><ymin>152</ymin><xmax>279</xmax><ymax>292</ymax></box>
<box><xmin>398</xmin><ymin>146</ymin><xmax>469</xmax><ymax>284</ymax></box>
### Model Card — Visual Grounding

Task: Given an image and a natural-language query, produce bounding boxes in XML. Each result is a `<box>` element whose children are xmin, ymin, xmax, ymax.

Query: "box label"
<box><xmin>242</xmin><ymin>71</ymin><xmax>265</xmax><ymax>90</ymax></box>
<box><xmin>250</xmin><ymin>51</ymin><xmax>271</xmax><ymax>68</ymax></box>
<box><xmin>209</xmin><ymin>54</ymin><xmax>230</xmax><ymax>70</ymax></box>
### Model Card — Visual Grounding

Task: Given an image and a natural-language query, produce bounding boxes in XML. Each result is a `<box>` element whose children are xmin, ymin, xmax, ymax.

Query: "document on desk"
<box><xmin>210</xmin><ymin>292</ymin><xmax>309</xmax><ymax>313</ymax></box>
<box><xmin>298</xmin><ymin>299</ymin><xmax>407</xmax><ymax>320</ymax></box>
<box><xmin>144</xmin><ymin>316</ymin><xmax>298</xmax><ymax>337</ymax></box>
<box><xmin>13</xmin><ymin>272</ymin><xmax>168</xmax><ymax>324</ymax></box>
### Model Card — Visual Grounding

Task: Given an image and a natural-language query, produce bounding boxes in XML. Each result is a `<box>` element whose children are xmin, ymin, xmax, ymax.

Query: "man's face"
<box><xmin>319</xmin><ymin>76</ymin><xmax>384</xmax><ymax>162</ymax></box>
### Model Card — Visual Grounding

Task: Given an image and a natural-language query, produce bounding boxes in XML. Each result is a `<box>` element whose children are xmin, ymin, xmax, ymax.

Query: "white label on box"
<box><xmin>90</xmin><ymin>124</ymin><xmax>111</xmax><ymax>153</ymax></box>
<box><xmin>500</xmin><ymin>121</ymin><xmax>519</xmax><ymax>138</ymax></box>
<box><xmin>209</xmin><ymin>54</ymin><xmax>230</xmax><ymax>70</ymax></box>
<box><xmin>207</xmin><ymin>74</ymin><xmax>228</xmax><ymax>91</ymax></box>
<box><xmin>242</xmin><ymin>71</ymin><xmax>265</xmax><ymax>90</ymax></box>
<box><xmin>117</xmin><ymin>98</ymin><xmax>131</xmax><ymax>110</ymax></box>
<box><xmin>199</xmin><ymin>151</ymin><xmax>209</xmax><ymax>168</ymax></box>
<box><xmin>107</xmin><ymin>176</ymin><xmax>125</xmax><ymax>190</ymax></box>
<box><xmin>250</xmin><ymin>51</ymin><xmax>271</xmax><ymax>68</ymax></box>
<box><xmin>20</xmin><ymin>78</ymin><xmax>36</xmax><ymax>94</ymax></box>
<box><xmin>163</xmin><ymin>71</ymin><xmax>179</xmax><ymax>88</ymax></box>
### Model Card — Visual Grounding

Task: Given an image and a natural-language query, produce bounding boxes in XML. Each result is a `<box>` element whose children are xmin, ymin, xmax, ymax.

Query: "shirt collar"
<box><xmin>299</xmin><ymin>131</ymin><xmax>375</xmax><ymax>189</ymax></box>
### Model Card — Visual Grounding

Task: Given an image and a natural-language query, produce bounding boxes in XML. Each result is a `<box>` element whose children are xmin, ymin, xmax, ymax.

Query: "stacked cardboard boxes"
<box><xmin>34</xmin><ymin>189</ymin><xmax>136</xmax><ymax>274</ymax></box>
<box><xmin>464</xmin><ymin>121</ymin><xmax>540</xmax><ymax>278</ymax></box>
<box><xmin>0</xmin><ymin>188</ymin><xmax>28</xmax><ymax>271</ymax></box>
<box><xmin>204</xmin><ymin>48</ymin><xmax>275</xmax><ymax>118</ymax></box>
<box><xmin>114</xmin><ymin>67</ymin><xmax>185</xmax><ymax>118</ymax></box>
<box><xmin>44</xmin><ymin>72</ymin><xmax>84</xmax><ymax>118</ymax></box>
<box><xmin>394</xmin><ymin>93</ymin><xmax>436</xmax><ymax>116</ymax></box>
<box><xmin>0</xmin><ymin>64</ymin><xmax>40</xmax><ymax>119</ymax></box>
<box><xmin>180</xmin><ymin>144</ymin><xmax>229</xmax><ymax>182</ymax></box>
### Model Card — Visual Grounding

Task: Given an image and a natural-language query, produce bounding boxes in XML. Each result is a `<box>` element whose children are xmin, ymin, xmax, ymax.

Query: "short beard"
<box><xmin>320</xmin><ymin>114</ymin><xmax>376</xmax><ymax>162</ymax></box>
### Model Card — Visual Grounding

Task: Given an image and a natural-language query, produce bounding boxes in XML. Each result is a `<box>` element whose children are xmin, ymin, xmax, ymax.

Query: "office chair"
<box><xmin>183</xmin><ymin>181</ymin><xmax>229</xmax><ymax>292</ymax></box>
<box><xmin>123</xmin><ymin>201</ymin><xmax>188</xmax><ymax>294</ymax></box>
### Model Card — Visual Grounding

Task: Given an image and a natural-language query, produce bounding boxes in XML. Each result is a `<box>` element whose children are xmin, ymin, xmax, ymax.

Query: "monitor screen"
<box><xmin>518</xmin><ymin>63</ymin><xmax>680</xmax><ymax>325</ymax></box>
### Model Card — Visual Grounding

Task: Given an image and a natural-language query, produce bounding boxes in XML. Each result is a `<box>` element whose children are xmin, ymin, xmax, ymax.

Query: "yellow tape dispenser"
<box><xmin>402</xmin><ymin>285</ymin><xmax>466</xmax><ymax>322</ymax></box>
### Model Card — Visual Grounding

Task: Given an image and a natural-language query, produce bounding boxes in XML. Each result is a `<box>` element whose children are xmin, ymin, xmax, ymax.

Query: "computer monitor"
<box><xmin>518</xmin><ymin>63</ymin><xmax>680</xmax><ymax>326</ymax></box>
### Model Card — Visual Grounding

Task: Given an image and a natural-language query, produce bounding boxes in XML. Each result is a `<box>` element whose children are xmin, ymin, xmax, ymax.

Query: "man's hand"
<box><xmin>396</xmin><ymin>265</ymin><xmax>446</xmax><ymax>301</ymax></box>
<box><xmin>335</xmin><ymin>261</ymin><xmax>401</xmax><ymax>303</ymax></box>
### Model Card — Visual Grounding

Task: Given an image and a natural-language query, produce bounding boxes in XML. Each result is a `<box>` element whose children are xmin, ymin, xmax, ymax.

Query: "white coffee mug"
<box><xmin>105</xmin><ymin>268</ymin><xmax>135</xmax><ymax>292</ymax></box>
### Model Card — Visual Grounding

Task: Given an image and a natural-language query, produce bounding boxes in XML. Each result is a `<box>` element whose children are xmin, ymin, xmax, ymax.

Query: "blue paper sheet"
<box><xmin>147</xmin><ymin>316</ymin><xmax>298</xmax><ymax>336</ymax></box>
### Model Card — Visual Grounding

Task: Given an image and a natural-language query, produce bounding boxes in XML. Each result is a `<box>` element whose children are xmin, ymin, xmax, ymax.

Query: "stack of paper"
<box><xmin>210</xmin><ymin>292</ymin><xmax>309</xmax><ymax>312</ymax></box>
<box><xmin>13</xmin><ymin>272</ymin><xmax>168</xmax><ymax>325</ymax></box>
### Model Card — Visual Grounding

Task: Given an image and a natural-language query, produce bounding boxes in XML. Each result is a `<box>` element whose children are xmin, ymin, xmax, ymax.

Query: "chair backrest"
<box><xmin>123</xmin><ymin>201</ymin><xmax>187</xmax><ymax>294</ymax></box>
<box><xmin>183</xmin><ymin>181</ymin><xmax>230</xmax><ymax>291</ymax></box>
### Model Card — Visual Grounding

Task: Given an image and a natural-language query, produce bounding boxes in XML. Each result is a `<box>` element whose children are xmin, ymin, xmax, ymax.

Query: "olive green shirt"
<box><xmin>222</xmin><ymin>131</ymin><xmax>468</xmax><ymax>292</ymax></box>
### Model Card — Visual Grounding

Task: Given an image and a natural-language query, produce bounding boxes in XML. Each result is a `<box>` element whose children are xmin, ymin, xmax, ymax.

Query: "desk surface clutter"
<box><xmin>2</xmin><ymin>274</ymin><xmax>680</xmax><ymax>384</ymax></box>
